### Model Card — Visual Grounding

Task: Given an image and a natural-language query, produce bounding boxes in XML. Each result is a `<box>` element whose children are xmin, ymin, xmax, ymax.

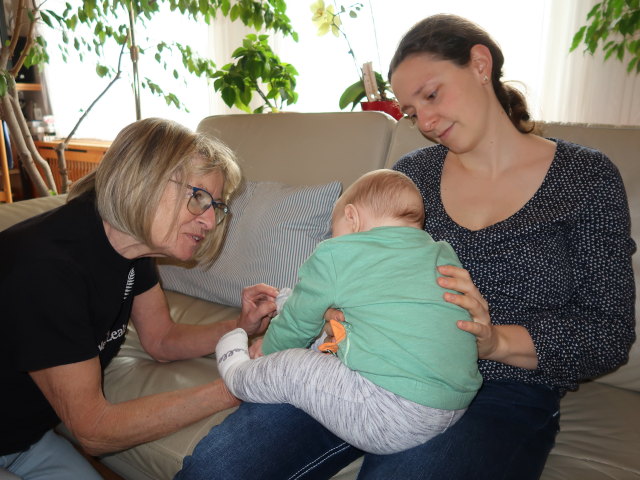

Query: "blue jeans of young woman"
<box><xmin>175</xmin><ymin>380</ymin><xmax>560</xmax><ymax>480</ymax></box>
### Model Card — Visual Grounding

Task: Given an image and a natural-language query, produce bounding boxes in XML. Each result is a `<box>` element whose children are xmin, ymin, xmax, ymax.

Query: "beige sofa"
<box><xmin>0</xmin><ymin>112</ymin><xmax>638</xmax><ymax>480</ymax></box>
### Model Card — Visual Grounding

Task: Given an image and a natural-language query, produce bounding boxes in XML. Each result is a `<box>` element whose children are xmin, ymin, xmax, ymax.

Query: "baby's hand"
<box><xmin>249</xmin><ymin>336</ymin><xmax>265</xmax><ymax>359</ymax></box>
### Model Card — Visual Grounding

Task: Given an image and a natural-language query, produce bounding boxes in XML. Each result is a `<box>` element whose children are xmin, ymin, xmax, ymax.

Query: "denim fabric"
<box><xmin>0</xmin><ymin>430</ymin><xmax>102</xmax><ymax>480</ymax></box>
<box><xmin>176</xmin><ymin>380</ymin><xmax>559</xmax><ymax>480</ymax></box>
<box><xmin>358</xmin><ymin>380</ymin><xmax>560</xmax><ymax>480</ymax></box>
<box><xmin>176</xmin><ymin>402</ymin><xmax>363</xmax><ymax>480</ymax></box>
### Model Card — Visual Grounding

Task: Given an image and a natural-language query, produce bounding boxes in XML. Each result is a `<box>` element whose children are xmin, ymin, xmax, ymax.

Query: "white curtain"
<box><xmin>537</xmin><ymin>0</ymin><xmax>640</xmax><ymax>125</ymax></box>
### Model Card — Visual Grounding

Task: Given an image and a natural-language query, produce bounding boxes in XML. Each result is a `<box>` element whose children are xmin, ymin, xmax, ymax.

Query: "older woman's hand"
<box><xmin>238</xmin><ymin>283</ymin><xmax>279</xmax><ymax>336</ymax></box>
<box><xmin>249</xmin><ymin>336</ymin><xmax>265</xmax><ymax>359</ymax></box>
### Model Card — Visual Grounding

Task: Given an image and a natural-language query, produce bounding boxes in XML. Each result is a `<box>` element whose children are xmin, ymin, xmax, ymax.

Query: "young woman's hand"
<box><xmin>437</xmin><ymin>265</ymin><xmax>538</xmax><ymax>369</ymax></box>
<box><xmin>323</xmin><ymin>308</ymin><xmax>345</xmax><ymax>322</ymax></box>
<box><xmin>237</xmin><ymin>284</ymin><xmax>279</xmax><ymax>336</ymax></box>
<box><xmin>322</xmin><ymin>308</ymin><xmax>345</xmax><ymax>344</ymax></box>
<box><xmin>436</xmin><ymin>265</ymin><xmax>497</xmax><ymax>359</ymax></box>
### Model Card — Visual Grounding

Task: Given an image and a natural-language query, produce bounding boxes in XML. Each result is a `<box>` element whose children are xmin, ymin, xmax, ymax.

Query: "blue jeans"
<box><xmin>0</xmin><ymin>430</ymin><xmax>102</xmax><ymax>480</ymax></box>
<box><xmin>176</xmin><ymin>380</ymin><xmax>560</xmax><ymax>480</ymax></box>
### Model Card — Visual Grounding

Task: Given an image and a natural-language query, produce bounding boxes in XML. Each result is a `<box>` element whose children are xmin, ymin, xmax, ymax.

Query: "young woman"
<box><xmin>0</xmin><ymin>118</ymin><xmax>278</xmax><ymax>479</ymax></box>
<box><xmin>176</xmin><ymin>15</ymin><xmax>635</xmax><ymax>480</ymax></box>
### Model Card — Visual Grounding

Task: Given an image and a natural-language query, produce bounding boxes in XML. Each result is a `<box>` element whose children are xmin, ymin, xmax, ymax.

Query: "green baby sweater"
<box><xmin>263</xmin><ymin>226</ymin><xmax>482</xmax><ymax>410</ymax></box>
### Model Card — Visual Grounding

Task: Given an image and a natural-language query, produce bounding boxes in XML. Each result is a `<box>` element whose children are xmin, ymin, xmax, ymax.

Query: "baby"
<box><xmin>216</xmin><ymin>169</ymin><xmax>481</xmax><ymax>455</ymax></box>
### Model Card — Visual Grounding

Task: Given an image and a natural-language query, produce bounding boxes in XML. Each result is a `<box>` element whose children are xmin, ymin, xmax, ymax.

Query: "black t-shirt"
<box><xmin>0</xmin><ymin>193</ymin><xmax>158</xmax><ymax>455</ymax></box>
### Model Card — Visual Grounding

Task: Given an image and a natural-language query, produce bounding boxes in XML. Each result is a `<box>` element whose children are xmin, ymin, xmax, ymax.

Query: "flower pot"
<box><xmin>361</xmin><ymin>100</ymin><xmax>403</xmax><ymax>120</ymax></box>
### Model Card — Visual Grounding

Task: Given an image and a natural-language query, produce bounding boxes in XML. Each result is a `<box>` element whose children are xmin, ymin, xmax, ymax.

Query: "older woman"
<box><xmin>175</xmin><ymin>14</ymin><xmax>635</xmax><ymax>480</ymax></box>
<box><xmin>0</xmin><ymin>118</ymin><xmax>278</xmax><ymax>479</ymax></box>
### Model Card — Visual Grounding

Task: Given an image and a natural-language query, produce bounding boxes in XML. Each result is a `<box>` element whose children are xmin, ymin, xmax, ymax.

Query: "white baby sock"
<box><xmin>216</xmin><ymin>328</ymin><xmax>250</xmax><ymax>380</ymax></box>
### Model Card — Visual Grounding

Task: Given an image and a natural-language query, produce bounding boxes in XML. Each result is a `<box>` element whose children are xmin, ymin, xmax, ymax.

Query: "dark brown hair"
<box><xmin>389</xmin><ymin>14</ymin><xmax>535</xmax><ymax>134</ymax></box>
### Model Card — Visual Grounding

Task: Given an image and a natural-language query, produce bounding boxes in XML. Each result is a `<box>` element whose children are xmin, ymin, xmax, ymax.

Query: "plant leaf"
<box><xmin>339</xmin><ymin>80</ymin><xmax>366</xmax><ymax>110</ymax></box>
<box><xmin>570</xmin><ymin>26</ymin><xmax>587</xmax><ymax>51</ymax></box>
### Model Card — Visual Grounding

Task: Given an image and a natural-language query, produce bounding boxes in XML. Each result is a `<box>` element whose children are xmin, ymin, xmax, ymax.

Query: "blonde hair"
<box><xmin>68</xmin><ymin>117</ymin><xmax>242</xmax><ymax>265</ymax></box>
<box><xmin>338</xmin><ymin>169</ymin><xmax>425</xmax><ymax>227</ymax></box>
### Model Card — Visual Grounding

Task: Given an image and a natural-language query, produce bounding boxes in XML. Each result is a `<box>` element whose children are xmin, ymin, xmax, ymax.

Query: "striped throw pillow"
<box><xmin>158</xmin><ymin>180</ymin><xmax>342</xmax><ymax>307</ymax></box>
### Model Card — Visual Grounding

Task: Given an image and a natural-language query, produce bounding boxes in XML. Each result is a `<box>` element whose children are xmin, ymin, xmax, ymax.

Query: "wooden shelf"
<box><xmin>15</xmin><ymin>82</ymin><xmax>42</xmax><ymax>92</ymax></box>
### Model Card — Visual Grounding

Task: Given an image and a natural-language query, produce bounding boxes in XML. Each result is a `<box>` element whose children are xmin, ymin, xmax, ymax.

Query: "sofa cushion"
<box><xmin>197</xmin><ymin>112</ymin><xmax>395</xmax><ymax>187</ymax></box>
<box><xmin>97</xmin><ymin>292</ymin><xmax>241</xmax><ymax>480</ymax></box>
<box><xmin>541</xmin><ymin>381</ymin><xmax>640</xmax><ymax>479</ymax></box>
<box><xmin>158</xmin><ymin>180</ymin><xmax>341</xmax><ymax>307</ymax></box>
<box><xmin>98</xmin><ymin>291</ymin><xmax>640</xmax><ymax>480</ymax></box>
<box><xmin>0</xmin><ymin>194</ymin><xmax>67</xmax><ymax>232</ymax></box>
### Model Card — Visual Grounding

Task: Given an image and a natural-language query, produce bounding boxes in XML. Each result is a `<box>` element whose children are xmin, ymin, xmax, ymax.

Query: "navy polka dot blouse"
<box><xmin>393</xmin><ymin>139</ymin><xmax>636</xmax><ymax>394</ymax></box>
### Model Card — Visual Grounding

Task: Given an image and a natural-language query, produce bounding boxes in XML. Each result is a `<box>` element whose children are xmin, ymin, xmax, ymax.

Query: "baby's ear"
<box><xmin>344</xmin><ymin>204</ymin><xmax>360</xmax><ymax>232</ymax></box>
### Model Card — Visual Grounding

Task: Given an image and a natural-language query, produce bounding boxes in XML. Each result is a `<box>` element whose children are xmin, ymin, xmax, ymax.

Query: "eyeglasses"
<box><xmin>170</xmin><ymin>180</ymin><xmax>229</xmax><ymax>225</ymax></box>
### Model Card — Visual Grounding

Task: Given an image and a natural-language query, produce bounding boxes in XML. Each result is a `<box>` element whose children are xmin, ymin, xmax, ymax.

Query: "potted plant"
<box><xmin>310</xmin><ymin>0</ymin><xmax>402</xmax><ymax>119</ymax></box>
<box><xmin>339</xmin><ymin>64</ymin><xmax>401</xmax><ymax>118</ymax></box>
<box><xmin>212</xmin><ymin>34</ymin><xmax>299</xmax><ymax>113</ymax></box>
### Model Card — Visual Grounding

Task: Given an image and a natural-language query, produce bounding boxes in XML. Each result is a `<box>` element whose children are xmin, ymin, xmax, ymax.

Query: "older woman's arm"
<box><xmin>29</xmin><ymin>357</ymin><xmax>239</xmax><ymax>456</ymax></box>
<box><xmin>132</xmin><ymin>283</ymin><xmax>278</xmax><ymax>362</ymax></box>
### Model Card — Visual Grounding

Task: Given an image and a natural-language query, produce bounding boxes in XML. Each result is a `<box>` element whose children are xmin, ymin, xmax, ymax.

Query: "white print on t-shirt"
<box><xmin>123</xmin><ymin>267</ymin><xmax>135</xmax><ymax>300</ymax></box>
<box><xmin>96</xmin><ymin>267</ymin><xmax>136</xmax><ymax>352</ymax></box>
<box><xmin>98</xmin><ymin>325</ymin><xmax>126</xmax><ymax>352</ymax></box>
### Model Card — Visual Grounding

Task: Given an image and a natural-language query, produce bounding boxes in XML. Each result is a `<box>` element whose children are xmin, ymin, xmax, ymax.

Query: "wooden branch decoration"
<box><xmin>0</xmin><ymin>0</ymin><xmax>26</xmax><ymax>69</ymax></box>
<box><xmin>0</xmin><ymin>89</ymin><xmax>48</xmax><ymax>195</ymax></box>
<box><xmin>9</xmin><ymin>1</ymin><xmax>38</xmax><ymax>78</ymax></box>
<box><xmin>54</xmin><ymin>39</ymin><xmax>127</xmax><ymax>192</ymax></box>
<box><xmin>0</xmin><ymin>0</ymin><xmax>58</xmax><ymax>197</ymax></box>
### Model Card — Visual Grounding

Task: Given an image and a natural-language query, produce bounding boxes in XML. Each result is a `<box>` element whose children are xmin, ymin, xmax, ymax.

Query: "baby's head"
<box><xmin>331</xmin><ymin>169</ymin><xmax>425</xmax><ymax>238</ymax></box>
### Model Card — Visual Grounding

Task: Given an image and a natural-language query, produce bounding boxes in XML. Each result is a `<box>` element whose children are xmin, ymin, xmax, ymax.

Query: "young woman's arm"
<box><xmin>437</xmin><ymin>265</ymin><xmax>538</xmax><ymax>370</ymax></box>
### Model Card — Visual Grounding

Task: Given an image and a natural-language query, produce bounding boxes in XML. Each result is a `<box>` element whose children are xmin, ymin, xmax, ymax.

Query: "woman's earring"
<box><xmin>483</xmin><ymin>75</ymin><xmax>489</xmax><ymax>84</ymax></box>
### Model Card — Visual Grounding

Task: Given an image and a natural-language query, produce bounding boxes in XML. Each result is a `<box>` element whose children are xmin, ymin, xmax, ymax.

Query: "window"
<box><xmin>40</xmin><ymin>0</ymin><xmax>639</xmax><ymax>141</ymax></box>
<box><xmin>42</xmin><ymin>0</ymin><xmax>211</xmax><ymax>140</ymax></box>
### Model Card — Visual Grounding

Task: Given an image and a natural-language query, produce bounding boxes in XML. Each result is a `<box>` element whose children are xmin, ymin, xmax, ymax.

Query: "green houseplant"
<box><xmin>0</xmin><ymin>0</ymin><xmax>299</xmax><ymax>196</ymax></box>
<box><xmin>570</xmin><ymin>0</ymin><xmax>640</xmax><ymax>73</ymax></box>
<box><xmin>212</xmin><ymin>34</ymin><xmax>298</xmax><ymax>113</ymax></box>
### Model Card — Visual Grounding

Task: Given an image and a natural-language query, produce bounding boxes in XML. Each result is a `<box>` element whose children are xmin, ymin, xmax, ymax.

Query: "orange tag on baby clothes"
<box><xmin>318</xmin><ymin>319</ymin><xmax>347</xmax><ymax>354</ymax></box>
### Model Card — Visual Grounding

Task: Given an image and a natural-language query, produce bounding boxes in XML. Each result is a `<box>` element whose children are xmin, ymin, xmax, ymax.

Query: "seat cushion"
<box><xmin>542</xmin><ymin>381</ymin><xmax>640</xmax><ymax>479</ymax></box>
